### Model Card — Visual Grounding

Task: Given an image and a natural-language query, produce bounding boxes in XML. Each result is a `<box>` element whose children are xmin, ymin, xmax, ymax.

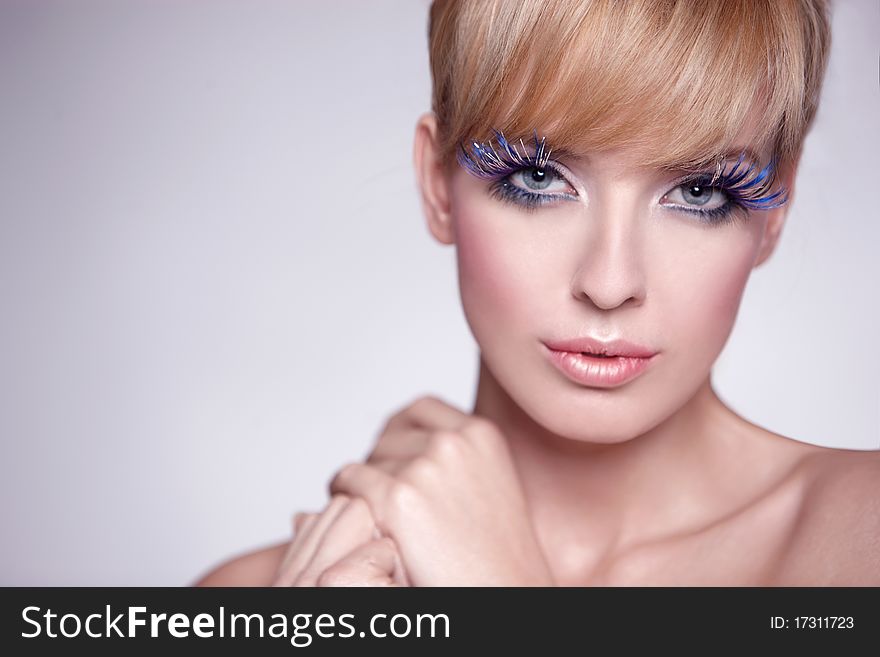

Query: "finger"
<box><xmin>316</xmin><ymin>537</ymin><xmax>402</xmax><ymax>587</ymax></box>
<box><xmin>281</xmin><ymin>512</ymin><xmax>318</xmax><ymax>569</ymax></box>
<box><xmin>368</xmin><ymin>427</ymin><xmax>429</xmax><ymax>464</ymax></box>
<box><xmin>399</xmin><ymin>395</ymin><xmax>470</xmax><ymax>432</ymax></box>
<box><xmin>328</xmin><ymin>463</ymin><xmax>396</xmax><ymax>530</ymax></box>
<box><xmin>294</xmin><ymin>498</ymin><xmax>378</xmax><ymax>587</ymax></box>
<box><xmin>272</xmin><ymin>512</ymin><xmax>321</xmax><ymax>586</ymax></box>
<box><xmin>369</xmin><ymin>396</ymin><xmax>470</xmax><ymax>472</ymax></box>
<box><xmin>272</xmin><ymin>495</ymin><xmax>351</xmax><ymax>586</ymax></box>
<box><xmin>388</xmin><ymin>537</ymin><xmax>411</xmax><ymax>587</ymax></box>
<box><xmin>293</xmin><ymin>512</ymin><xmax>315</xmax><ymax>537</ymax></box>
<box><xmin>367</xmin><ymin>458</ymin><xmax>410</xmax><ymax>477</ymax></box>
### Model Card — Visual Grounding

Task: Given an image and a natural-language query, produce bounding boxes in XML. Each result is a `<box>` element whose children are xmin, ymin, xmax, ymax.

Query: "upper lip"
<box><xmin>543</xmin><ymin>336</ymin><xmax>658</xmax><ymax>358</ymax></box>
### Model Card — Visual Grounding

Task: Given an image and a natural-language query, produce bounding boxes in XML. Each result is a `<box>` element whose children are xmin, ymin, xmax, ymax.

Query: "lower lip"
<box><xmin>542</xmin><ymin>345</ymin><xmax>657</xmax><ymax>389</ymax></box>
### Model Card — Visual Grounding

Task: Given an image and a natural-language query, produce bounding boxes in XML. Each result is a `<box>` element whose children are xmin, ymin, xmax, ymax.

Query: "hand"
<box><xmin>272</xmin><ymin>494</ymin><xmax>409</xmax><ymax>587</ymax></box>
<box><xmin>329</xmin><ymin>395</ymin><xmax>556</xmax><ymax>586</ymax></box>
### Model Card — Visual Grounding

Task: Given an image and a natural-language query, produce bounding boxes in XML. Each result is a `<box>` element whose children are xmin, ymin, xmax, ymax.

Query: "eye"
<box><xmin>507</xmin><ymin>166</ymin><xmax>574</xmax><ymax>195</ymax></box>
<box><xmin>486</xmin><ymin>163</ymin><xmax>579</xmax><ymax>212</ymax></box>
<box><xmin>660</xmin><ymin>181</ymin><xmax>729</xmax><ymax>212</ymax></box>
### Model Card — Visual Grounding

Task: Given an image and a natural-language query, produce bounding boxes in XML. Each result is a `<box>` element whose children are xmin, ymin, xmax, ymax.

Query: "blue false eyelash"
<box><xmin>696</xmin><ymin>152</ymin><xmax>788</xmax><ymax>211</ymax></box>
<box><xmin>457</xmin><ymin>129</ymin><xmax>553</xmax><ymax>178</ymax></box>
<box><xmin>457</xmin><ymin>129</ymin><xmax>789</xmax><ymax>215</ymax></box>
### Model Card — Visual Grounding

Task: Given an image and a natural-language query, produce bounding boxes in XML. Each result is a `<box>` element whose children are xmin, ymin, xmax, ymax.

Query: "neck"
<box><xmin>469</xmin><ymin>353</ymin><xmax>760</xmax><ymax>556</ymax></box>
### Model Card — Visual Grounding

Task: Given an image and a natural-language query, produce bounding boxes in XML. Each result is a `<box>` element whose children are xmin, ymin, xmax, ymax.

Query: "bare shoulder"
<box><xmin>192</xmin><ymin>540</ymin><xmax>291</xmax><ymax>587</ymax></box>
<box><xmin>773</xmin><ymin>446</ymin><xmax>880</xmax><ymax>585</ymax></box>
<box><xmin>797</xmin><ymin>447</ymin><xmax>880</xmax><ymax>520</ymax></box>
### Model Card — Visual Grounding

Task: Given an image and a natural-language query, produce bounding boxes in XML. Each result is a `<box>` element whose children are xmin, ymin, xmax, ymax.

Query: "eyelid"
<box><xmin>660</xmin><ymin>184</ymin><xmax>727</xmax><ymax>210</ymax></box>
<box><xmin>461</xmin><ymin>131</ymin><xmax>784</xmax><ymax>207</ymax></box>
<box><xmin>457</xmin><ymin>131</ymin><xmax>587</xmax><ymax>197</ymax></box>
<box><xmin>666</xmin><ymin>170</ymin><xmax>719</xmax><ymax>189</ymax></box>
<box><xmin>530</xmin><ymin>159</ymin><xmax>583</xmax><ymax>196</ymax></box>
<box><xmin>660</xmin><ymin>170</ymin><xmax>731</xmax><ymax>203</ymax></box>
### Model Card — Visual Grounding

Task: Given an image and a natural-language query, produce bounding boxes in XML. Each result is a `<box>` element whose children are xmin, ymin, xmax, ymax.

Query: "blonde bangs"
<box><xmin>429</xmin><ymin>0</ymin><xmax>831</xmax><ymax>171</ymax></box>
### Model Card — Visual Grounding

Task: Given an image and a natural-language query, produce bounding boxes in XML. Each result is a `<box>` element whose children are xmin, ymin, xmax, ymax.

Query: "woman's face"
<box><xmin>423</xmin><ymin>117</ymin><xmax>791</xmax><ymax>444</ymax></box>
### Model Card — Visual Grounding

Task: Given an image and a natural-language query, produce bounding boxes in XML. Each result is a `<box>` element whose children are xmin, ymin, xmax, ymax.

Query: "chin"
<box><xmin>542</xmin><ymin>411</ymin><xmax>650</xmax><ymax>445</ymax></box>
<box><xmin>508</xmin><ymin>400</ymin><xmax>632</xmax><ymax>445</ymax></box>
<box><xmin>514</xmin><ymin>389</ymin><xmax>663</xmax><ymax>445</ymax></box>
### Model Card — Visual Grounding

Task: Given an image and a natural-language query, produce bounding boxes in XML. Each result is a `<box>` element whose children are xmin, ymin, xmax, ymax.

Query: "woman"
<box><xmin>196</xmin><ymin>0</ymin><xmax>879</xmax><ymax>586</ymax></box>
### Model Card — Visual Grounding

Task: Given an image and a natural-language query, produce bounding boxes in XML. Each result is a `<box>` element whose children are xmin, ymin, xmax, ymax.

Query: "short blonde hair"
<box><xmin>427</xmin><ymin>0</ymin><xmax>831</xmax><ymax>172</ymax></box>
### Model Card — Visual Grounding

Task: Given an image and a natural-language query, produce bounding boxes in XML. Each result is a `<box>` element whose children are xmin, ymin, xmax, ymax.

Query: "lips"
<box><xmin>541</xmin><ymin>336</ymin><xmax>659</xmax><ymax>388</ymax></box>
<box><xmin>542</xmin><ymin>336</ymin><xmax>657</xmax><ymax>359</ymax></box>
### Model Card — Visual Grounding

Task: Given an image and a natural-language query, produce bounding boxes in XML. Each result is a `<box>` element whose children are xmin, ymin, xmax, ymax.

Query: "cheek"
<box><xmin>452</xmin><ymin>199</ymin><xmax>547</xmax><ymax>334</ymax></box>
<box><xmin>445</xmin><ymin>180</ymin><xmax>765</xmax><ymax>442</ymax></box>
<box><xmin>659</xmin><ymin>225</ymin><xmax>761</xmax><ymax>360</ymax></box>
<box><xmin>455</xmin><ymin>216</ymin><xmax>512</xmax><ymax>309</ymax></box>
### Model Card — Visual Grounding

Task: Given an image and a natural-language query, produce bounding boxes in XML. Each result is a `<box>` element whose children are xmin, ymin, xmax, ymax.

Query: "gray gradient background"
<box><xmin>0</xmin><ymin>0</ymin><xmax>877</xmax><ymax>585</ymax></box>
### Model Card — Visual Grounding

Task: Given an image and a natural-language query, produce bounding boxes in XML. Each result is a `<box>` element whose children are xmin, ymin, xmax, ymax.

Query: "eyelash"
<box><xmin>457</xmin><ymin>131</ymin><xmax>789</xmax><ymax>227</ymax></box>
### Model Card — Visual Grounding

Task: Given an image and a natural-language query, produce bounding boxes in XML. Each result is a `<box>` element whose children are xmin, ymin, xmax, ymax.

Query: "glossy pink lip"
<box><xmin>541</xmin><ymin>338</ymin><xmax>659</xmax><ymax>389</ymax></box>
<box><xmin>543</xmin><ymin>336</ymin><xmax>657</xmax><ymax>358</ymax></box>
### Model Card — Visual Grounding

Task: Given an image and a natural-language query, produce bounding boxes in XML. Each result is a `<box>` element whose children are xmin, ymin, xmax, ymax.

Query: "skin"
<box><xmin>194</xmin><ymin>112</ymin><xmax>880</xmax><ymax>587</ymax></box>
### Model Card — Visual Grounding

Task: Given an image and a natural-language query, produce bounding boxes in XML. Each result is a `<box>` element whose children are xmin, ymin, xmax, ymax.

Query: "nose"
<box><xmin>570</xmin><ymin>215</ymin><xmax>647</xmax><ymax>311</ymax></box>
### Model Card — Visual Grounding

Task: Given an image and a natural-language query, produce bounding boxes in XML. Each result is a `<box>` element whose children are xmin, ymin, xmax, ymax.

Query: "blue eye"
<box><xmin>457</xmin><ymin>129</ymin><xmax>789</xmax><ymax>225</ymax></box>
<box><xmin>456</xmin><ymin>129</ymin><xmax>578</xmax><ymax>212</ymax></box>
<box><xmin>660</xmin><ymin>154</ymin><xmax>790</xmax><ymax>226</ymax></box>
<box><xmin>488</xmin><ymin>165</ymin><xmax>578</xmax><ymax>211</ymax></box>
<box><xmin>660</xmin><ymin>177</ymin><xmax>742</xmax><ymax>225</ymax></box>
<box><xmin>516</xmin><ymin>167</ymin><xmax>555</xmax><ymax>191</ymax></box>
<box><xmin>674</xmin><ymin>183</ymin><xmax>724</xmax><ymax>208</ymax></box>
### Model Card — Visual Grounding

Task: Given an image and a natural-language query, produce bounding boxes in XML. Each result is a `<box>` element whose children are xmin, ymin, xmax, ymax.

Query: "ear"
<box><xmin>413</xmin><ymin>112</ymin><xmax>455</xmax><ymax>245</ymax></box>
<box><xmin>753</xmin><ymin>157</ymin><xmax>800</xmax><ymax>269</ymax></box>
<box><xmin>752</xmin><ymin>207</ymin><xmax>788</xmax><ymax>268</ymax></box>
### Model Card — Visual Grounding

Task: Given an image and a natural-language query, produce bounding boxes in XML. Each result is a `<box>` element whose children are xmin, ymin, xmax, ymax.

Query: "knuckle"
<box><xmin>386</xmin><ymin>479</ymin><xmax>419</xmax><ymax>517</ymax></box>
<box><xmin>347</xmin><ymin>495</ymin><xmax>369</xmax><ymax>514</ymax></box>
<box><xmin>427</xmin><ymin>429</ymin><xmax>465</xmax><ymax>458</ymax></box>
<box><xmin>316</xmin><ymin>566</ymin><xmax>350</xmax><ymax>588</ymax></box>
<box><xmin>327</xmin><ymin>492</ymin><xmax>351</xmax><ymax>509</ymax></box>
<box><xmin>383</xmin><ymin>393</ymin><xmax>437</xmax><ymax>431</ymax></box>
<box><xmin>432</xmin><ymin>428</ymin><xmax>463</xmax><ymax>445</ymax></box>
<box><xmin>346</xmin><ymin>496</ymin><xmax>374</xmax><ymax>524</ymax></box>
<box><xmin>465</xmin><ymin>415</ymin><xmax>494</xmax><ymax>434</ymax></box>
<box><xmin>404</xmin><ymin>454</ymin><xmax>439</xmax><ymax>481</ymax></box>
<box><xmin>465</xmin><ymin>416</ymin><xmax>503</xmax><ymax>444</ymax></box>
<box><xmin>377</xmin><ymin>535</ymin><xmax>398</xmax><ymax>555</ymax></box>
<box><xmin>379</xmin><ymin>410</ymin><xmax>405</xmax><ymax>434</ymax></box>
<box><xmin>332</xmin><ymin>463</ymin><xmax>358</xmax><ymax>488</ymax></box>
<box><xmin>409</xmin><ymin>393</ymin><xmax>439</xmax><ymax>411</ymax></box>
<box><xmin>371</xmin><ymin>536</ymin><xmax>399</xmax><ymax>568</ymax></box>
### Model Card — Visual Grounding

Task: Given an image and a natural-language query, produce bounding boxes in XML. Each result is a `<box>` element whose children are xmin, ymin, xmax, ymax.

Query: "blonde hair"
<box><xmin>427</xmin><ymin>0</ymin><xmax>832</xmax><ymax>173</ymax></box>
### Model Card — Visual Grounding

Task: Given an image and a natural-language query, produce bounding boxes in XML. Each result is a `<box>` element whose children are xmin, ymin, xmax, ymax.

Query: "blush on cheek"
<box><xmin>453</xmin><ymin>206</ymin><xmax>523</xmax><ymax>318</ymax></box>
<box><xmin>714</xmin><ymin>239</ymin><xmax>760</xmax><ymax>318</ymax></box>
<box><xmin>683</xmin><ymin>241</ymin><xmax>757</xmax><ymax>356</ymax></box>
